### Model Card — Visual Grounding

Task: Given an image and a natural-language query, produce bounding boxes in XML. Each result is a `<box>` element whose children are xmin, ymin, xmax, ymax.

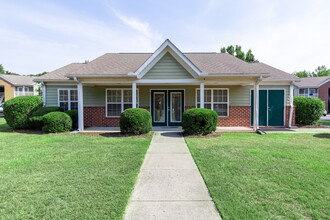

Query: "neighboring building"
<box><xmin>0</xmin><ymin>74</ymin><xmax>39</xmax><ymax>103</ymax></box>
<box><xmin>294</xmin><ymin>76</ymin><xmax>330</xmax><ymax>111</ymax></box>
<box><xmin>35</xmin><ymin>39</ymin><xmax>299</xmax><ymax>131</ymax></box>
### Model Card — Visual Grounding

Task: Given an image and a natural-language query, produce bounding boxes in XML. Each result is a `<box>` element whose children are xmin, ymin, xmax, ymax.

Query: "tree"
<box><xmin>220</xmin><ymin>45</ymin><xmax>257</xmax><ymax>63</ymax></box>
<box><xmin>235</xmin><ymin>45</ymin><xmax>245</xmax><ymax>60</ymax></box>
<box><xmin>0</xmin><ymin>64</ymin><xmax>4</xmax><ymax>74</ymax></box>
<box><xmin>245</xmin><ymin>49</ymin><xmax>256</xmax><ymax>62</ymax></box>
<box><xmin>292</xmin><ymin>65</ymin><xmax>330</xmax><ymax>78</ymax></box>
<box><xmin>226</xmin><ymin>45</ymin><xmax>235</xmax><ymax>56</ymax></box>
<box><xmin>293</xmin><ymin>70</ymin><xmax>311</xmax><ymax>78</ymax></box>
<box><xmin>313</xmin><ymin>65</ymin><xmax>330</xmax><ymax>77</ymax></box>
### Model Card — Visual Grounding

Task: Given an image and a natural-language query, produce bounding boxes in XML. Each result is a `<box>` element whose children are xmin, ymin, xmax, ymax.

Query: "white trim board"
<box><xmin>135</xmin><ymin>39</ymin><xmax>203</xmax><ymax>79</ymax></box>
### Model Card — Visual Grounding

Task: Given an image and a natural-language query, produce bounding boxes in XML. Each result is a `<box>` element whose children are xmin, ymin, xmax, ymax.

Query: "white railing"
<box><xmin>15</xmin><ymin>92</ymin><xmax>35</xmax><ymax>97</ymax></box>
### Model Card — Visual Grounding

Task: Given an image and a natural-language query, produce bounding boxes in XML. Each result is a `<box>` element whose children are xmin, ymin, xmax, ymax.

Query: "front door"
<box><xmin>151</xmin><ymin>90</ymin><xmax>184</xmax><ymax>126</ymax></box>
<box><xmin>251</xmin><ymin>89</ymin><xmax>284</xmax><ymax>126</ymax></box>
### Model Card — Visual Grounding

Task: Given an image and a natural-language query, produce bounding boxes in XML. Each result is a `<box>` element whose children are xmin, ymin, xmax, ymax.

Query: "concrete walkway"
<box><xmin>124</xmin><ymin>131</ymin><xmax>221</xmax><ymax>220</ymax></box>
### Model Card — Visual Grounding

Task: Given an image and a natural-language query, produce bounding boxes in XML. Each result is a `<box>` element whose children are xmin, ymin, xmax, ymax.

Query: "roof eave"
<box><xmin>65</xmin><ymin>74</ymin><xmax>138</xmax><ymax>78</ymax></box>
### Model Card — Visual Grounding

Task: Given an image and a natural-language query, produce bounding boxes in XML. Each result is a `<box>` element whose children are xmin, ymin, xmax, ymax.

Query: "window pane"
<box><xmin>204</xmin><ymin>104</ymin><xmax>212</xmax><ymax>109</ymax></box>
<box><xmin>70</xmin><ymin>90</ymin><xmax>78</xmax><ymax>101</ymax></box>
<box><xmin>214</xmin><ymin>104</ymin><xmax>228</xmax><ymax>116</ymax></box>
<box><xmin>214</xmin><ymin>89</ymin><xmax>228</xmax><ymax>102</ymax></box>
<box><xmin>71</xmin><ymin>102</ymin><xmax>78</xmax><ymax>110</ymax></box>
<box><xmin>59</xmin><ymin>90</ymin><xmax>68</xmax><ymax>101</ymax></box>
<box><xmin>107</xmin><ymin>90</ymin><xmax>121</xmax><ymax>102</ymax></box>
<box><xmin>107</xmin><ymin>104</ymin><xmax>121</xmax><ymax>116</ymax></box>
<box><xmin>123</xmin><ymin>90</ymin><xmax>132</xmax><ymax>102</ymax></box>
<box><xmin>60</xmin><ymin>102</ymin><xmax>69</xmax><ymax>111</ymax></box>
<box><xmin>124</xmin><ymin>104</ymin><xmax>133</xmax><ymax>111</ymax></box>
<box><xmin>197</xmin><ymin>90</ymin><xmax>200</xmax><ymax>101</ymax></box>
<box><xmin>205</xmin><ymin>90</ymin><xmax>211</xmax><ymax>102</ymax></box>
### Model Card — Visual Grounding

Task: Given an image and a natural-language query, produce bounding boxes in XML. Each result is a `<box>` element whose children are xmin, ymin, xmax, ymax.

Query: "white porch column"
<box><xmin>289</xmin><ymin>82</ymin><xmax>294</xmax><ymax>128</ymax></box>
<box><xmin>200</xmin><ymin>82</ymin><xmax>204</xmax><ymax>108</ymax></box>
<box><xmin>132</xmin><ymin>82</ymin><xmax>137</xmax><ymax>108</ymax></box>
<box><xmin>78</xmin><ymin>83</ymin><xmax>84</xmax><ymax>131</ymax></box>
<box><xmin>253</xmin><ymin>80</ymin><xmax>260</xmax><ymax>131</ymax></box>
<box><xmin>42</xmin><ymin>83</ymin><xmax>46</xmax><ymax>106</ymax></box>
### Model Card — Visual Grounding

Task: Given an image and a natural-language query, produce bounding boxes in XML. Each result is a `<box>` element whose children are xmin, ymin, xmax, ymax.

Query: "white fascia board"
<box><xmin>135</xmin><ymin>39</ymin><xmax>202</xmax><ymax>79</ymax></box>
<box><xmin>135</xmin><ymin>79</ymin><xmax>201</xmax><ymax>84</ymax></box>
<box><xmin>318</xmin><ymin>78</ymin><xmax>330</xmax><ymax>87</ymax></box>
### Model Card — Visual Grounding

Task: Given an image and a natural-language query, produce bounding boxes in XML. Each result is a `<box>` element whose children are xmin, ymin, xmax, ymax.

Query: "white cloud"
<box><xmin>0</xmin><ymin>1</ymin><xmax>163</xmax><ymax>74</ymax></box>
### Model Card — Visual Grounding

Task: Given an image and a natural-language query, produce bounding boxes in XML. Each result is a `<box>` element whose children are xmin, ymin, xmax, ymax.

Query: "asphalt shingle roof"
<box><xmin>0</xmin><ymin>74</ymin><xmax>37</xmax><ymax>86</ymax></box>
<box><xmin>294</xmin><ymin>76</ymin><xmax>330</xmax><ymax>88</ymax></box>
<box><xmin>38</xmin><ymin>63</ymin><xmax>86</xmax><ymax>80</ymax></box>
<box><xmin>39</xmin><ymin>53</ymin><xmax>298</xmax><ymax>81</ymax></box>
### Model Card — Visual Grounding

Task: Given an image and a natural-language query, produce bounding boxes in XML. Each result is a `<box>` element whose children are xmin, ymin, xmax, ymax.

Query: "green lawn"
<box><xmin>0</xmin><ymin>118</ymin><xmax>151</xmax><ymax>219</ymax></box>
<box><xmin>186</xmin><ymin>133</ymin><xmax>330</xmax><ymax>219</ymax></box>
<box><xmin>317</xmin><ymin>119</ymin><xmax>330</xmax><ymax>126</ymax></box>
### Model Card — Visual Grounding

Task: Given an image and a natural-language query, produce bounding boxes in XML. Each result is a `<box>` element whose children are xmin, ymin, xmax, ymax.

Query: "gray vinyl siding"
<box><xmin>83</xmin><ymin>86</ymin><xmax>130</xmax><ymax>106</ymax></box>
<box><xmin>142</xmin><ymin>52</ymin><xmax>193</xmax><ymax>79</ymax></box>
<box><xmin>46</xmin><ymin>84</ymin><xmax>290</xmax><ymax>108</ymax></box>
<box><xmin>259</xmin><ymin>85</ymin><xmax>290</xmax><ymax>105</ymax></box>
<box><xmin>45</xmin><ymin>85</ymin><xmax>77</xmax><ymax>106</ymax></box>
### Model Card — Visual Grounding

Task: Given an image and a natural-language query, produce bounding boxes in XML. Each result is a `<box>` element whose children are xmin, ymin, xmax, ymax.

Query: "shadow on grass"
<box><xmin>80</xmin><ymin>132</ymin><xmax>152</xmax><ymax>138</ymax></box>
<box><xmin>0</xmin><ymin>120</ymin><xmax>46</xmax><ymax>134</ymax></box>
<box><xmin>313</xmin><ymin>133</ymin><xmax>330</xmax><ymax>139</ymax></box>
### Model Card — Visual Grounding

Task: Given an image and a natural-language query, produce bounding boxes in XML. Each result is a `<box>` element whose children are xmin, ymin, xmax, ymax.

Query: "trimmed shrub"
<box><xmin>4</xmin><ymin>96</ymin><xmax>42</xmax><ymax>129</ymax></box>
<box><xmin>182</xmin><ymin>108</ymin><xmax>218</xmax><ymax>135</ymax></box>
<box><xmin>120</xmin><ymin>108</ymin><xmax>152</xmax><ymax>134</ymax></box>
<box><xmin>42</xmin><ymin>112</ymin><xmax>72</xmax><ymax>133</ymax></box>
<box><xmin>64</xmin><ymin>110</ymin><xmax>78</xmax><ymax>129</ymax></box>
<box><xmin>29</xmin><ymin>106</ymin><xmax>63</xmax><ymax>129</ymax></box>
<box><xmin>294</xmin><ymin>96</ymin><xmax>325</xmax><ymax>125</ymax></box>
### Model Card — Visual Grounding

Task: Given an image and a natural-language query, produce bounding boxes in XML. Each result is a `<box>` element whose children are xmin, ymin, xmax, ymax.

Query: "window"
<box><xmin>299</xmin><ymin>88</ymin><xmax>318</xmax><ymax>98</ymax></box>
<box><xmin>196</xmin><ymin>88</ymin><xmax>229</xmax><ymax>116</ymax></box>
<box><xmin>106</xmin><ymin>89</ymin><xmax>139</xmax><ymax>117</ymax></box>
<box><xmin>58</xmin><ymin>89</ymin><xmax>78</xmax><ymax>111</ymax></box>
<box><xmin>299</xmin><ymin>88</ymin><xmax>308</xmax><ymax>97</ymax></box>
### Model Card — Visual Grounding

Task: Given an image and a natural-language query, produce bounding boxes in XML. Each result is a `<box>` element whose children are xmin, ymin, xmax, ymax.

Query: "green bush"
<box><xmin>42</xmin><ymin>112</ymin><xmax>72</xmax><ymax>133</ymax></box>
<box><xmin>4</xmin><ymin>96</ymin><xmax>42</xmax><ymax>129</ymax></box>
<box><xmin>182</xmin><ymin>108</ymin><xmax>218</xmax><ymax>135</ymax></box>
<box><xmin>294</xmin><ymin>96</ymin><xmax>325</xmax><ymax>125</ymax></box>
<box><xmin>120</xmin><ymin>108</ymin><xmax>152</xmax><ymax>134</ymax></box>
<box><xmin>64</xmin><ymin>110</ymin><xmax>78</xmax><ymax>129</ymax></box>
<box><xmin>29</xmin><ymin>106</ymin><xmax>63</xmax><ymax>129</ymax></box>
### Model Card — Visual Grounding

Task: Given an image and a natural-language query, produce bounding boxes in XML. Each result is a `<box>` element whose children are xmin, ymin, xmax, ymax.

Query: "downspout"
<box><xmin>41</xmin><ymin>82</ymin><xmax>46</xmax><ymax>106</ymax></box>
<box><xmin>289</xmin><ymin>82</ymin><xmax>294</xmax><ymax>128</ymax></box>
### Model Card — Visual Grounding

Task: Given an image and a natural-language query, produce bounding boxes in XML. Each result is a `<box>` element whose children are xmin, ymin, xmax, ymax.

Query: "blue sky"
<box><xmin>0</xmin><ymin>0</ymin><xmax>329</xmax><ymax>75</ymax></box>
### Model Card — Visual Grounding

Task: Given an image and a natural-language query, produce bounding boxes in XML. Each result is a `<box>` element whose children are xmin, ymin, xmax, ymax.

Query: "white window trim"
<box><xmin>298</xmin><ymin>88</ymin><xmax>318</xmax><ymax>98</ymax></box>
<box><xmin>57</xmin><ymin>88</ymin><xmax>78</xmax><ymax>110</ymax></box>
<box><xmin>105</xmin><ymin>88</ymin><xmax>139</xmax><ymax>118</ymax></box>
<box><xmin>196</xmin><ymin>88</ymin><xmax>229</xmax><ymax>117</ymax></box>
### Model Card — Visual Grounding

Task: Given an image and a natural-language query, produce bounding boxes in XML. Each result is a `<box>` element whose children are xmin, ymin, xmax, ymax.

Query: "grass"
<box><xmin>0</xmin><ymin>118</ymin><xmax>151</xmax><ymax>219</ymax></box>
<box><xmin>186</xmin><ymin>132</ymin><xmax>330</xmax><ymax>219</ymax></box>
<box><xmin>317</xmin><ymin>119</ymin><xmax>330</xmax><ymax>126</ymax></box>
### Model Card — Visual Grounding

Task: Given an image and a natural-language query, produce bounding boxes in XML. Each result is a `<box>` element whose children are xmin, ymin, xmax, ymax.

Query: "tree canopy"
<box><xmin>293</xmin><ymin>65</ymin><xmax>330</xmax><ymax>78</ymax></box>
<box><xmin>220</xmin><ymin>45</ymin><xmax>258</xmax><ymax>63</ymax></box>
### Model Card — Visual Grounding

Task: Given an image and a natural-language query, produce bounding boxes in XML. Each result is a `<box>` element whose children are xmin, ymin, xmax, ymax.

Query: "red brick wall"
<box><xmin>285</xmin><ymin>106</ymin><xmax>295</xmax><ymax>127</ymax></box>
<box><xmin>84</xmin><ymin>107</ymin><xmax>119</xmax><ymax>127</ymax></box>
<box><xmin>319</xmin><ymin>80</ymin><xmax>330</xmax><ymax>111</ymax></box>
<box><xmin>218</xmin><ymin>106</ymin><xmax>251</xmax><ymax>127</ymax></box>
<box><xmin>84</xmin><ymin>106</ymin><xmax>295</xmax><ymax>127</ymax></box>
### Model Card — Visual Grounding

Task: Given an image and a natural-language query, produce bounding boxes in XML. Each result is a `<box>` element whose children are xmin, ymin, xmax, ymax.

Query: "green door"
<box><xmin>268</xmin><ymin>90</ymin><xmax>284</xmax><ymax>126</ymax></box>
<box><xmin>251</xmin><ymin>90</ymin><xmax>284</xmax><ymax>126</ymax></box>
<box><xmin>151</xmin><ymin>90</ymin><xmax>167</xmax><ymax>126</ymax></box>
